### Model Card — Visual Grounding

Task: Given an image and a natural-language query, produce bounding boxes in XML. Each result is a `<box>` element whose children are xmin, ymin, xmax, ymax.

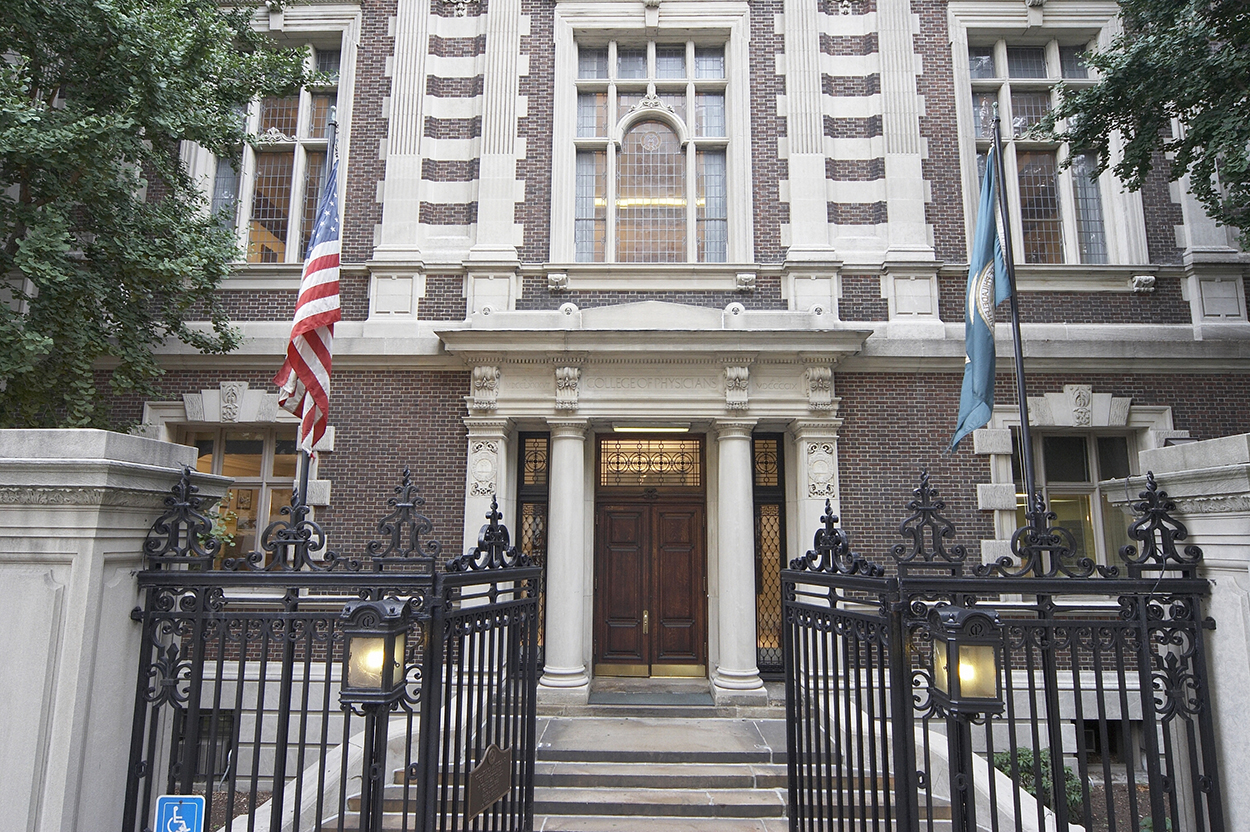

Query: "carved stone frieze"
<box><xmin>807</xmin><ymin>442</ymin><xmax>837</xmax><ymax>497</ymax></box>
<box><xmin>555</xmin><ymin>366</ymin><xmax>581</xmax><ymax>411</ymax></box>
<box><xmin>472</xmin><ymin>365</ymin><xmax>501</xmax><ymax>411</ymax></box>
<box><xmin>724</xmin><ymin>366</ymin><xmax>750</xmax><ymax>411</ymax></box>
<box><xmin>804</xmin><ymin>366</ymin><xmax>833</xmax><ymax>411</ymax></box>
<box><xmin>469</xmin><ymin>440</ymin><xmax>499</xmax><ymax>496</ymax></box>
<box><xmin>220</xmin><ymin>382</ymin><xmax>248</xmax><ymax>423</ymax></box>
<box><xmin>0</xmin><ymin>487</ymin><xmax>164</xmax><ymax>508</ymax></box>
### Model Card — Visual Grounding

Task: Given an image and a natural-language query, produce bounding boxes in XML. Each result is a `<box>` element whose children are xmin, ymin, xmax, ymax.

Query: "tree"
<box><xmin>1049</xmin><ymin>0</ymin><xmax>1250</xmax><ymax>241</ymax></box>
<box><xmin>0</xmin><ymin>0</ymin><xmax>312</xmax><ymax>427</ymax></box>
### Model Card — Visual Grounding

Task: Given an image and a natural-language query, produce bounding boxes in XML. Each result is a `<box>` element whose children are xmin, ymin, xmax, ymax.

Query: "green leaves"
<box><xmin>0</xmin><ymin>0</ymin><xmax>310</xmax><ymax>427</ymax></box>
<box><xmin>1048</xmin><ymin>0</ymin><xmax>1250</xmax><ymax>238</ymax></box>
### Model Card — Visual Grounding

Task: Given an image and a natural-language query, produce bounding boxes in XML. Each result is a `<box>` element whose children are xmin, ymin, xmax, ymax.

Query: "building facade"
<box><xmin>126</xmin><ymin>0</ymin><xmax>1250</xmax><ymax>704</ymax></box>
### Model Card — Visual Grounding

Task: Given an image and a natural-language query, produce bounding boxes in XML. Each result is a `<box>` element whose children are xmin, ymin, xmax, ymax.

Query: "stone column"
<box><xmin>712</xmin><ymin>420</ymin><xmax>767</xmax><ymax>704</ymax></box>
<box><xmin>0</xmin><ymin>430</ymin><xmax>228</xmax><ymax>832</ymax></box>
<box><xmin>539</xmin><ymin>419</ymin><xmax>590</xmax><ymax>702</ymax></box>
<box><xmin>1115</xmin><ymin>434</ymin><xmax>1250</xmax><ymax>832</ymax></box>
<box><xmin>462</xmin><ymin>417</ymin><xmax>511</xmax><ymax>556</ymax></box>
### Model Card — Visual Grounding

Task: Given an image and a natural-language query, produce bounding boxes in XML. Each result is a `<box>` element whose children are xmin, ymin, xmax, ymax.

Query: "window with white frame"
<box><xmin>188</xmin><ymin>426</ymin><xmax>300</xmax><ymax>564</ymax></box>
<box><xmin>573</xmin><ymin>40</ymin><xmax>729</xmax><ymax>263</ymax></box>
<box><xmin>968</xmin><ymin>40</ymin><xmax>1108</xmax><ymax>265</ymax></box>
<box><xmin>212</xmin><ymin>45</ymin><xmax>342</xmax><ymax>264</ymax></box>
<box><xmin>1012</xmin><ymin>432</ymin><xmax>1134</xmax><ymax>565</ymax></box>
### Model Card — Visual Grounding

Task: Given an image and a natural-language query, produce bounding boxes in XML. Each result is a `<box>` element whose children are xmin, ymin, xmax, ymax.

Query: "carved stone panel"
<box><xmin>807</xmin><ymin>442</ymin><xmax>837</xmax><ymax>497</ymax></box>
<box><xmin>472</xmin><ymin>365</ymin><xmax>501</xmax><ymax>411</ymax></box>
<box><xmin>220</xmin><ymin>382</ymin><xmax>248</xmax><ymax>423</ymax></box>
<box><xmin>555</xmin><ymin>366</ymin><xmax>581</xmax><ymax>411</ymax></box>
<box><xmin>470</xmin><ymin>440</ymin><xmax>499</xmax><ymax>496</ymax></box>
<box><xmin>804</xmin><ymin>366</ymin><xmax>833</xmax><ymax>411</ymax></box>
<box><xmin>724</xmin><ymin>366</ymin><xmax>750</xmax><ymax>411</ymax></box>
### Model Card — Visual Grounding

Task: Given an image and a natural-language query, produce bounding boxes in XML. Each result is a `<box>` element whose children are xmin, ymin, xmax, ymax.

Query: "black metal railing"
<box><xmin>783</xmin><ymin>472</ymin><xmax>1224</xmax><ymax>832</ymax></box>
<box><xmin>124</xmin><ymin>468</ymin><xmax>539</xmax><ymax>832</ymax></box>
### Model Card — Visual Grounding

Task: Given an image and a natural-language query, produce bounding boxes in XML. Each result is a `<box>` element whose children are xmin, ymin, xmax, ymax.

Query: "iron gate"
<box><xmin>123</xmin><ymin>468</ymin><xmax>540</xmax><ymax>832</ymax></box>
<box><xmin>784</xmin><ymin>472</ymin><xmax>1224</xmax><ymax>832</ymax></box>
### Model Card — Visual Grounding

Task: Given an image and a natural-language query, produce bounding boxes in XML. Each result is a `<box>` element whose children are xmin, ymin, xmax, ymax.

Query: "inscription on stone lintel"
<box><xmin>465</xmin><ymin>743</ymin><xmax>512</xmax><ymax>821</ymax></box>
<box><xmin>582</xmin><ymin>375</ymin><xmax>721</xmax><ymax>392</ymax></box>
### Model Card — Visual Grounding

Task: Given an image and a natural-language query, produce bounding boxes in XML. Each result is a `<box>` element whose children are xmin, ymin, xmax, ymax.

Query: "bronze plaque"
<box><xmin>465</xmin><ymin>743</ymin><xmax>512</xmax><ymax>821</ymax></box>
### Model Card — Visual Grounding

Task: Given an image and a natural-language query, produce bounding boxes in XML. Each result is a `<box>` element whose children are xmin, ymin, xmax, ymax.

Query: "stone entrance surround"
<box><xmin>439</xmin><ymin>301</ymin><xmax>872</xmax><ymax>704</ymax></box>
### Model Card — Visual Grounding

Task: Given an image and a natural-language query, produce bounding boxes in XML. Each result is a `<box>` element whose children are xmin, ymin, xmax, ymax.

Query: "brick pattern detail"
<box><xmin>750</xmin><ymin>0</ymin><xmax>786</xmax><ymax>263</ymax></box>
<box><xmin>420</xmin><ymin>274</ymin><xmax>467</xmax><ymax>320</ymax></box>
<box><xmin>420</xmin><ymin>202</ymin><xmax>478</xmax><ymax>225</ymax></box>
<box><xmin>422</xmin><ymin>159</ymin><xmax>480</xmax><ymax>181</ymax></box>
<box><xmin>518</xmin><ymin>0</ymin><xmax>555</xmax><ymax>263</ymax></box>
<box><xmin>1141</xmin><ymin>156</ymin><xmax>1187</xmax><ymax>265</ymax></box>
<box><xmin>829</xmin><ymin>202</ymin><xmax>888</xmax><ymax>225</ymax></box>
<box><xmin>429</xmin><ymin>34</ymin><xmax>487</xmax><ymax>57</ymax></box>
<box><xmin>217</xmin><ymin>291</ymin><xmax>297</xmax><ymax>322</ymax></box>
<box><xmin>827</xmin><ymin>158</ymin><xmax>885</xmax><ymax>181</ymax></box>
<box><xmin>825</xmin><ymin>114</ymin><xmax>882</xmax><ymax>139</ymax></box>
<box><xmin>822</xmin><ymin>73</ymin><xmax>880</xmax><ymax>97</ymax></box>
<box><xmin>837</xmin><ymin>273</ymin><xmax>888</xmax><ymax>321</ymax></box>
<box><xmin>515</xmin><ymin>275</ymin><xmax>786</xmax><ymax>311</ymax></box>
<box><xmin>820</xmin><ymin>32</ymin><xmax>878</xmax><ymax>56</ymax></box>
<box><xmin>341</xmin><ymin>0</ymin><xmax>397</xmax><ymax>265</ymax></box>
<box><xmin>423</xmin><ymin>116</ymin><xmax>483</xmax><ymax>140</ymax></box>
<box><xmin>340</xmin><ymin>272</ymin><xmax>371</xmax><ymax>321</ymax></box>
<box><xmin>914</xmin><ymin>0</ymin><xmax>967</xmax><ymax>263</ymax></box>
<box><xmin>427</xmin><ymin>74</ymin><xmax>485</xmax><ymax>97</ymax></box>
<box><xmin>937</xmin><ymin>274</ymin><xmax>1191</xmax><ymax>325</ymax></box>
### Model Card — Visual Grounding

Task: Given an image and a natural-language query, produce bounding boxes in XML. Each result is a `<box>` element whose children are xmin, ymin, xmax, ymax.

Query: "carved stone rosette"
<box><xmin>472</xmin><ymin>365</ymin><xmax>501</xmax><ymax>411</ymax></box>
<box><xmin>724</xmin><ymin>366</ymin><xmax>750</xmax><ymax>411</ymax></box>
<box><xmin>555</xmin><ymin>366</ymin><xmax>581</xmax><ymax>411</ymax></box>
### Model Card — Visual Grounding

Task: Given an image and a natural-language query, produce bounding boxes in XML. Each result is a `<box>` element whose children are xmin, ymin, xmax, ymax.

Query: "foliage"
<box><xmin>0</xmin><ymin>0</ymin><xmax>312</xmax><ymax>427</ymax></box>
<box><xmin>203</xmin><ymin>490</ymin><xmax>238</xmax><ymax>550</ymax></box>
<box><xmin>992</xmin><ymin>747</ymin><xmax>1084</xmax><ymax>818</ymax></box>
<box><xmin>1047</xmin><ymin>0</ymin><xmax>1250</xmax><ymax>240</ymax></box>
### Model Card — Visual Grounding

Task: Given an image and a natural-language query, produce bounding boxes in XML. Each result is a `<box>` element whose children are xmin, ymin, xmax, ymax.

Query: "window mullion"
<box><xmin>687</xmin><ymin>142</ymin><xmax>697</xmax><ymax>262</ymax></box>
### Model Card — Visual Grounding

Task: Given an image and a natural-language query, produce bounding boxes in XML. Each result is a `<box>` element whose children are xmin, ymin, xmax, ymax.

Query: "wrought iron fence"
<box><xmin>783</xmin><ymin>471</ymin><xmax>1223</xmax><ymax>832</ymax></box>
<box><xmin>124</xmin><ymin>468</ymin><xmax>540</xmax><ymax>832</ymax></box>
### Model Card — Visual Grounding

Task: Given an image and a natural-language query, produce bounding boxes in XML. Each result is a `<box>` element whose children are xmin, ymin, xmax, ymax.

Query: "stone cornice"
<box><xmin>0</xmin><ymin>487</ymin><xmax>164</xmax><ymax>508</ymax></box>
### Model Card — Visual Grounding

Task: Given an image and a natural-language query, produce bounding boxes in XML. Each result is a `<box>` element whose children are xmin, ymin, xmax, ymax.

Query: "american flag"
<box><xmin>273</xmin><ymin>153</ymin><xmax>342</xmax><ymax>454</ymax></box>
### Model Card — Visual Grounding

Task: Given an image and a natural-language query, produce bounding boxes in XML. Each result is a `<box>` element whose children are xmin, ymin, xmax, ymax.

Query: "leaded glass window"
<box><xmin>573</xmin><ymin>40</ymin><xmax>730</xmax><ymax>263</ymax></box>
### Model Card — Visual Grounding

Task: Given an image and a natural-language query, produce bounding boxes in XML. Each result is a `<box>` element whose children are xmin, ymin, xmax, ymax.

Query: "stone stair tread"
<box><xmin>535</xmin><ymin>815</ymin><xmax>791</xmax><ymax>832</ymax></box>
<box><xmin>537</xmin><ymin>716</ymin><xmax>787</xmax><ymax>764</ymax></box>
<box><xmin>535</xmin><ymin>785</ymin><xmax>787</xmax><ymax>817</ymax></box>
<box><xmin>535</xmin><ymin>760</ymin><xmax>787</xmax><ymax>789</ymax></box>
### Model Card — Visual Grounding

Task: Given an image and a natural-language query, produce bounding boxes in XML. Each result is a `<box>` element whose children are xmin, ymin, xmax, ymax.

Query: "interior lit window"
<box><xmin>211</xmin><ymin>45</ymin><xmax>342</xmax><ymax>264</ymax></box>
<box><xmin>1012</xmin><ymin>432</ymin><xmax>1134</xmax><ymax>564</ymax></box>
<box><xmin>574</xmin><ymin>40</ymin><xmax>728</xmax><ymax>263</ymax></box>
<box><xmin>968</xmin><ymin>40</ymin><xmax>1107</xmax><ymax>265</ymax></box>
<box><xmin>187</xmin><ymin>426</ymin><xmax>300</xmax><ymax>564</ymax></box>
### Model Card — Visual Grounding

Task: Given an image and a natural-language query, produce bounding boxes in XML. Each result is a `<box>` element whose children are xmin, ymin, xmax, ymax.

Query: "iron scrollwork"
<box><xmin>1121</xmin><ymin>471</ymin><xmax>1203</xmax><ymax>575</ymax></box>
<box><xmin>891</xmin><ymin>471</ymin><xmax>967</xmax><ymax>573</ymax></box>
<box><xmin>788</xmin><ymin>498</ymin><xmax>882</xmax><ymax>576</ymax></box>
<box><xmin>447</xmin><ymin>495</ymin><xmax>531</xmax><ymax>571</ymax></box>
<box><xmin>143</xmin><ymin>466</ymin><xmax>220</xmax><ymax>568</ymax></box>
<box><xmin>366</xmin><ymin>468</ymin><xmax>443</xmax><ymax>570</ymax></box>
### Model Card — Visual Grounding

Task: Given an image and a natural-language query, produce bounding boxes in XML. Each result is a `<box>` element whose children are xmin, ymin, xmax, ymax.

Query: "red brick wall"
<box><xmin>518</xmin><ymin>0</ymin><xmax>555</xmax><ymax>264</ymax></box>
<box><xmin>750</xmin><ymin>0</ymin><xmax>787</xmax><ymax>264</ymax></box>
<box><xmin>937</xmin><ymin>274</ymin><xmax>1192</xmax><ymax>324</ymax></box>
<box><xmin>915</xmin><ymin>0</ymin><xmax>967</xmax><ymax>264</ymax></box>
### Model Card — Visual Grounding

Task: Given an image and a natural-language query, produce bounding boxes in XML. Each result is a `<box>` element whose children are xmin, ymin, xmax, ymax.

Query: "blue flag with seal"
<box><xmin>951</xmin><ymin>146</ymin><xmax>1011</xmax><ymax>450</ymax></box>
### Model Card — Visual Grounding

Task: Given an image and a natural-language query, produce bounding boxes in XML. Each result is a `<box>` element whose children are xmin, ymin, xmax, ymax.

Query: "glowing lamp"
<box><xmin>339</xmin><ymin>599</ymin><xmax>410</xmax><ymax>705</ymax></box>
<box><xmin>930</xmin><ymin>605</ymin><xmax>1003</xmax><ymax>716</ymax></box>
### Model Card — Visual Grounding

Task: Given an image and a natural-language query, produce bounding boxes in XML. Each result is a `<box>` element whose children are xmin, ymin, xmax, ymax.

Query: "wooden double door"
<box><xmin>593</xmin><ymin>500</ymin><xmax>707</xmax><ymax>676</ymax></box>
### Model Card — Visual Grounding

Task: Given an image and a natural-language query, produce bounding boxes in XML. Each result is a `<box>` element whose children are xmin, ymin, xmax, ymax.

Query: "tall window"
<box><xmin>213</xmin><ymin>46</ymin><xmax>341</xmax><ymax>264</ymax></box>
<box><xmin>1013</xmin><ymin>433</ymin><xmax>1134</xmax><ymax>565</ymax></box>
<box><xmin>752</xmin><ymin>435</ymin><xmax>786</xmax><ymax>676</ymax></box>
<box><xmin>188</xmin><ymin>426</ymin><xmax>300</xmax><ymax>564</ymax></box>
<box><xmin>969</xmin><ymin>41</ymin><xmax>1107</xmax><ymax>265</ymax></box>
<box><xmin>574</xmin><ymin>41</ymin><xmax>728</xmax><ymax>263</ymax></box>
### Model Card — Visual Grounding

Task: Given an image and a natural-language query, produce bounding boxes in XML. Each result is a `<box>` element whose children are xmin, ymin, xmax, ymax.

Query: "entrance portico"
<box><xmin>438</xmin><ymin>301</ymin><xmax>869</xmax><ymax>705</ymax></box>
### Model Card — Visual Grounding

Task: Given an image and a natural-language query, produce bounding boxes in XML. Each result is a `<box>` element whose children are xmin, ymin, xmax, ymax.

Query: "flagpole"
<box><xmin>991</xmin><ymin>111</ymin><xmax>1038</xmax><ymax>517</ymax></box>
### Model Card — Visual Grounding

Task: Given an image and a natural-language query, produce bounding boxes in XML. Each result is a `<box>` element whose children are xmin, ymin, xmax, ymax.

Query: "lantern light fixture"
<box><xmin>929</xmin><ymin>605</ymin><xmax>1004</xmax><ymax>717</ymax></box>
<box><xmin>339</xmin><ymin>598</ymin><xmax>411</xmax><ymax>706</ymax></box>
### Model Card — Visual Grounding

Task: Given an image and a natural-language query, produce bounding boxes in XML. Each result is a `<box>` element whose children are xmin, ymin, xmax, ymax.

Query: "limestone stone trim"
<box><xmin>804</xmin><ymin>366</ymin><xmax>834</xmax><ymax>411</ymax></box>
<box><xmin>0</xmin><ymin>487</ymin><xmax>167</xmax><ymax>508</ymax></box>
<box><xmin>724</xmin><ymin>366</ymin><xmax>750</xmax><ymax>411</ymax></box>
<box><xmin>555</xmin><ymin>366</ymin><xmax>581</xmax><ymax>411</ymax></box>
<box><xmin>471</xmin><ymin>364</ymin><xmax>502</xmax><ymax>410</ymax></box>
<box><xmin>469</xmin><ymin>439</ymin><xmax>500</xmax><ymax>496</ymax></box>
<box><xmin>805</xmin><ymin>442</ymin><xmax>838</xmax><ymax>498</ymax></box>
<box><xmin>1027</xmin><ymin>385</ymin><xmax>1131</xmax><ymax>428</ymax></box>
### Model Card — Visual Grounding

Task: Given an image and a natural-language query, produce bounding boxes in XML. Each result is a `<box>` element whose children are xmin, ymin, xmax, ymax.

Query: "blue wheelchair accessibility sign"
<box><xmin>154</xmin><ymin>795</ymin><xmax>205</xmax><ymax>832</ymax></box>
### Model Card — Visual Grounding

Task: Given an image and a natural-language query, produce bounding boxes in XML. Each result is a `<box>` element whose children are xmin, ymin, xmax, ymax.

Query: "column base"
<box><xmin>711</xmin><ymin>667</ymin><xmax>767</xmax><ymax>706</ymax></box>
<box><xmin>539</xmin><ymin>664</ymin><xmax>590</xmax><ymax>706</ymax></box>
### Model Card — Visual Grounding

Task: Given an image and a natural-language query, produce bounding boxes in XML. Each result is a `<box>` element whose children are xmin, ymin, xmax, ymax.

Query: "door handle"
<box><xmin>643</xmin><ymin>610</ymin><xmax>649</xmax><ymax>634</ymax></box>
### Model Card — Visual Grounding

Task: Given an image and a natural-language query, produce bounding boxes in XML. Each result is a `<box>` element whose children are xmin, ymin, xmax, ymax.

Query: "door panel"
<box><xmin>597</xmin><ymin>505</ymin><xmax>647</xmax><ymax>663</ymax></box>
<box><xmin>595</xmin><ymin>500</ymin><xmax>705</xmax><ymax>674</ymax></box>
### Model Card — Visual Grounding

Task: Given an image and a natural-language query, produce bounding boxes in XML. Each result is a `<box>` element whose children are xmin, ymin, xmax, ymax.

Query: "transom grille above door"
<box><xmin>599</xmin><ymin>436</ymin><xmax>703</xmax><ymax>489</ymax></box>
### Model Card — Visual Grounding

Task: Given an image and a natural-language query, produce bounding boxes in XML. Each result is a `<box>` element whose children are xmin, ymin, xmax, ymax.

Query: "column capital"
<box><xmin>463</xmin><ymin>417</ymin><xmax>512</xmax><ymax>436</ymax></box>
<box><xmin>789</xmin><ymin>418</ymin><xmax>843</xmax><ymax>440</ymax></box>
<box><xmin>546</xmin><ymin>418</ymin><xmax>589</xmax><ymax>439</ymax></box>
<box><xmin>714</xmin><ymin>419</ymin><xmax>757</xmax><ymax>441</ymax></box>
